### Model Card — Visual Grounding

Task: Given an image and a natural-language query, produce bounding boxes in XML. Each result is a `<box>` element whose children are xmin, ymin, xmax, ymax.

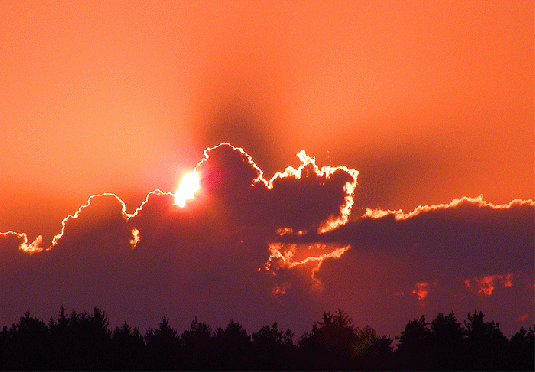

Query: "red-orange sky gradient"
<box><xmin>1</xmin><ymin>1</ymin><xmax>533</xmax><ymax>339</ymax></box>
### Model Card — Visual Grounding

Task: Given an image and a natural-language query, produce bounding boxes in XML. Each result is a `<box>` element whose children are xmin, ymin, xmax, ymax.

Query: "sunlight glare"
<box><xmin>174</xmin><ymin>171</ymin><xmax>200</xmax><ymax>208</ymax></box>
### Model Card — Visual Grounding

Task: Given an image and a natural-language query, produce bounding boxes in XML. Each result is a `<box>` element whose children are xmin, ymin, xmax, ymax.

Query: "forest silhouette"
<box><xmin>0</xmin><ymin>307</ymin><xmax>533</xmax><ymax>370</ymax></box>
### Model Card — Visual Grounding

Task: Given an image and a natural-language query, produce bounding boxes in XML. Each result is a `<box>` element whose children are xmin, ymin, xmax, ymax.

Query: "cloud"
<box><xmin>0</xmin><ymin>231</ymin><xmax>30</xmax><ymax>256</ymax></box>
<box><xmin>190</xmin><ymin>143</ymin><xmax>358</xmax><ymax>232</ymax></box>
<box><xmin>0</xmin><ymin>232</ymin><xmax>41</xmax><ymax>268</ymax></box>
<box><xmin>464</xmin><ymin>273</ymin><xmax>514</xmax><ymax>296</ymax></box>
<box><xmin>276</xmin><ymin>196</ymin><xmax>534</xmax><ymax>336</ymax></box>
<box><xmin>51</xmin><ymin>193</ymin><xmax>134</xmax><ymax>259</ymax></box>
<box><xmin>280</xmin><ymin>196</ymin><xmax>534</xmax><ymax>296</ymax></box>
<box><xmin>264</xmin><ymin>150</ymin><xmax>358</xmax><ymax>233</ymax></box>
<box><xmin>412</xmin><ymin>282</ymin><xmax>430</xmax><ymax>301</ymax></box>
<box><xmin>310</xmin><ymin>196</ymin><xmax>534</xmax><ymax>277</ymax></box>
<box><xmin>0</xmin><ymin>144</ymin><xmax>358</xmax><ymax>334</ymax></box>
<box><xmin>263</xmin><ymin>242</ymin><xmax>351</xmax><ymax>291</ymax></box>
<box><xmin>0</xmin><ymin>144</ymin><xmax>532</xmax><ymax>339</ymax></box>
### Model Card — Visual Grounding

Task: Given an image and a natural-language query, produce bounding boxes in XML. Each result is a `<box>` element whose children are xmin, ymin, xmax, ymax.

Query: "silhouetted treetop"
<box><xmin>0</xmin><ymin>306</ymin><xmax>532</xmax><ymax>371</ymax></box>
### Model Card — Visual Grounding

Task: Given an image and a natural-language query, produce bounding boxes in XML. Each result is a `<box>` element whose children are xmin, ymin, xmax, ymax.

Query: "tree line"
<box><xmin>0</xmin><ymin>307</ymin><xmax>533</xmax><ymax>370</ymax></box>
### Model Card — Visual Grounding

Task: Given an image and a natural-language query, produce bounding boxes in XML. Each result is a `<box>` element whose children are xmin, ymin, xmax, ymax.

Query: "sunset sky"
<box><xmin>1</xmin><ymin>1</ymin><xmax>533</xmax><ymax>339</ymax></box>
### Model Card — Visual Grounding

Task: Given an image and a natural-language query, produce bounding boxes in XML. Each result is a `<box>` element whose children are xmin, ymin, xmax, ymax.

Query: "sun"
<box><xmin>174</xmin><ymin>171</ymin><xmax>200</xmax><ymax>207</ymax></box>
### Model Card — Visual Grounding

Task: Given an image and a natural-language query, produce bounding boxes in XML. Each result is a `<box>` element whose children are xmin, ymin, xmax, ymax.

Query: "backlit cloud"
<box><xmin>412</xmin><ymin>282</ymin><xmax>430</xmax><ymax>301</ymax></box>
<box><xmin>190</xmin><ymin>143</ymin><xmax>358</xmax><ymax>232</ymax></box>
<box><xmin>263</xmin><ymin>242</ymin><xmax>351</xmax><ymax>290</ymax></box>
<box><xmin>0</xmin><ymin>232</ymin><xmax>45</xmax><ymax>262</ymax></box>
<box><xmin>464</xmin><ymin>273</ymin><xmax>514</xmax><ymax>296</ymax></box>
<box><xmin>281</xmin><ymin>195</ymin><xmax>534</xmax><ymax>335</ymax></box>
<box><xmin>0</xmin><ymin>143</ymin><xmax>532</xmax><ymax>339</ymax></box>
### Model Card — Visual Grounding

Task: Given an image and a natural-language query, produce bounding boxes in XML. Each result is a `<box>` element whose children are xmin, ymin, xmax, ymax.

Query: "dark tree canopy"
<box><xmin>0</xmin><ymin>307</ymin><xmax>532</xmax><ymax>371</ymax></box>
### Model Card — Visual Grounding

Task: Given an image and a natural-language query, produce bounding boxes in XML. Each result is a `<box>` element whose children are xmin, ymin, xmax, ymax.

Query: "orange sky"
<box><xmin>1</xmin><ymin>0</ymin><xmax>533</xmax><ymax>242</ymax></box>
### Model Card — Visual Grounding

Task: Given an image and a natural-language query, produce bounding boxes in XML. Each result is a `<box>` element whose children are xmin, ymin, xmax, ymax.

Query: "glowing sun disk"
<box><xmin>174</xmin><ymin>171</ymin><xmax>200</xmax><ymax>207</ymax></box>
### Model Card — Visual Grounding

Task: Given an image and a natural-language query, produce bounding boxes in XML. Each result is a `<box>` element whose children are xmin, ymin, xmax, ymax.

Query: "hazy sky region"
<box><xmin>1</xmin><ymin>1</ymin><xmax>533</xmax><ymax>338</ymax></box>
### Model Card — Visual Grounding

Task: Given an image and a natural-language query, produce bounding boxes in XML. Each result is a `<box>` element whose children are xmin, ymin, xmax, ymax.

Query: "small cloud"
<box><xmin>19</xmin><ymin>235</ymin><xmax>45</xmax><ymax>254</ymax></box>
<box><xmin>263</xmin><ymin>242</ymin><xmax>351</xmax><ymax>291</ymax></box>
<box><xmin>464</xmin><ymin>273</ymin><xmax>515</xmax><ymax>296</ymax></box>
<box><xmin>412</xmin><ymin>282</ymin><xmax>429</xmax><ymax>301</ymax></box>
<box><xmin>0</xmin><ymin>231</ymin><xmax>45</xmax><ymax>257</ymax></box>
<box><xmin>0</xmin><ymin>231</ymin><xmax>44</xmax><ymax>259</ymax></box>
<box><xmin>271</xmin><ymin>282</ymin><xmax>291</xmax><ymax>296</ymax></box>
<box><xmin>129</xmin><ymin>228</ymin><xmax>140</xmax><ymax>249</ymax></box>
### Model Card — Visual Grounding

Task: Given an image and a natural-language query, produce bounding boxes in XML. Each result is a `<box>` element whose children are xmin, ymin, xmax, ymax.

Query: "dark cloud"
<box><xmin>0</xmin><ymin>232</ymin><xmax>44</xmax><ymax>278</ymax></box>
<box><xmin>51</xmin><ymin>193</ymin><xmax>133</xmax><ymax>259</ymax></box>
<box><xmin>273</xmin><ymin>196</ymin><xmax>534</xmax><ymax>337</ymax></box>
<box><xmin>0</xmin><ymin>232</ymin><xmax>27</xmax><ymax>257</ymax></box>
<box><xmin>309</xmin><ymin>197</ymin><xmax>534</xmax><ymax>278</ymax></box>
<box><xmin>183</xmin><ymin>143</ymin><xmax>358</xmax><ymax>232</ymax></box>
<box><xmin>0</xmin><ymin>145</ymin><xmax>532</xmax><ymax>339</ymax></box>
